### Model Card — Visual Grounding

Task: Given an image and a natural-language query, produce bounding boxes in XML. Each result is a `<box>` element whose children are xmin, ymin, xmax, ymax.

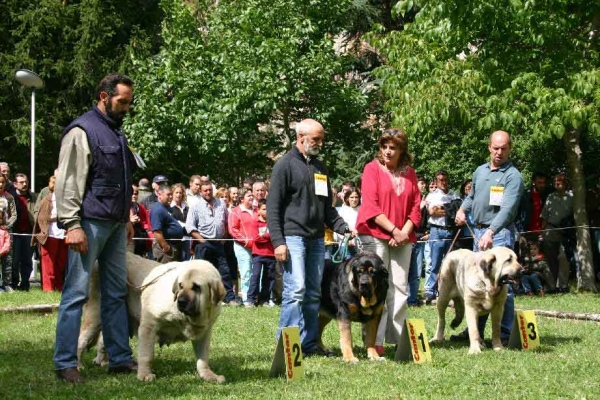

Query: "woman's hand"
<box><xmin>389</xmin><ymin>228</ymin><xmax>409</xmax><ymax>247</ymax></box>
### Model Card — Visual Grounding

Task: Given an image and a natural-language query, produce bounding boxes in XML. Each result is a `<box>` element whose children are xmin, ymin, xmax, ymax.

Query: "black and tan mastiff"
<box><xmin>317</xmin><ymin>251</ymin><xmax>389</xmax><ymax>362</ymax></box>
<box><xmin>429</xmin><ymin>247</ymin><xmax>521</xmax><ymax>354</ymax></box>
<box><xmin>77</xmin><ymin>253</ymin><xmax>226</xmax><ymax>382</ymax></box>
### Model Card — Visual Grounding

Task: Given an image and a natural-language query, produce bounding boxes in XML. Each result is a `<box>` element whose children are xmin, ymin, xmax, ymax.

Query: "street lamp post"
<box><xmin>15</xmin><ymin>69</ymin><xmax>44</xmax><ymax>193</ymax></box>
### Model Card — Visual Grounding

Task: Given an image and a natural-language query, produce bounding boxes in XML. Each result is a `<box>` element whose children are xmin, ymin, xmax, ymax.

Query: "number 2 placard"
<box><xmin>269</xmin><ymin>326</ymin><xmax>304</xmax><ymax>380</ymax></box>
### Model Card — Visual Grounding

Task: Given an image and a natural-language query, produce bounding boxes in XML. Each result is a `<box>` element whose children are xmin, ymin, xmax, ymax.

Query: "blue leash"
<box><xmin>332</xmin><ymin>235</ymin><xmax>351</xmax><ymax>264</ymax></box>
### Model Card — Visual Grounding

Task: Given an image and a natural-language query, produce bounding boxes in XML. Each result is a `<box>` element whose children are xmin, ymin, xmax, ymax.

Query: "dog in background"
<box><xmin>430</xmin><ymin>247</ymin><xmax>522</xmax><ymax>354</ymax></box>
<box><xmin>318</xmin><ymin>251</ymin><xmax>389</xmax><ymax>362</ymax></box>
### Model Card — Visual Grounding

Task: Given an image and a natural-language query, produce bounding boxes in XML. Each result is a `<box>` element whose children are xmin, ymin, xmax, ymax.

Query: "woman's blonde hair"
<box><xmin>170</xmin><ymin>183</ymin><xmax>187</xmax><ymax>202</ymax></box>
<box><xmin>375</xmin><ymin>128</ymin><xmax>413</xmax><ymax>170</ymax></box>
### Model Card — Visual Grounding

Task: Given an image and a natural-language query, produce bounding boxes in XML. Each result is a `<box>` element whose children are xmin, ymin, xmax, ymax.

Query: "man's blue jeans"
<box><xmin>408</xmin><ymin>241</ymin><xmax>425</xmax><ymax>305</ymax></box>
<box><xmin>424</xmin><ymin>226</ymin><xmax>453</xmax><ymax>297</ymax></box>
<box><xmin>277</xmin><ymin>236</ymin><xmax>325</xmax><ymax>354</ymax></box>
<box><xmin>12</xmin><ymin>234</ymin><xmax>33</xmax><ymax>290</ymax></box>
<box><xmin>473</xmin><ymin>225</ymin><xmax>516</xmax><ymax>340</ymax></box>
<box><xmin>233</xmin><ymin>242</ymin><xmax>252</xmax><ymax>303</ymax></box>
<box><xmin>54</xmin><ymin>219</ymin><xmax>133</xmax><ymax>370</ymax></box>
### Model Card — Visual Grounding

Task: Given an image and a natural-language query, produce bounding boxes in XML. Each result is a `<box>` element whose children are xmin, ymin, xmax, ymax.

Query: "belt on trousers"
<box><xmin>429</xmin><ymin>224</ymin><xmax>451</xmax><ymax>230</ymax></box>
<box><xmin>475</xmin><ymin>223</ymin><xmax>490</xmax><ymax>229</ymax></box>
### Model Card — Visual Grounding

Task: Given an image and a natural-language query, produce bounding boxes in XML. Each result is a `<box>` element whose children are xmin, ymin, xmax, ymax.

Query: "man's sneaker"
<box><xmin>424</xmin><ymin>295</ymin><xmax>436</xmax><ymax>305</ymax></box>
<box><xmin>3</xmin><ymin>286</ymin><xmax>14</xmax><ymax>293</ymax></box>
<box><xmin>266</xmin><ymin>300</ymin><xmax>276</xmax><ymax>307</ymax></box>
<box><xmin>223</xmin><ymin>299</ymin><xmax>242</xmax><ymax>306</ymax></box>
<box><xmin>56</xmin><ymin>368</ymin><xmax>84</xmax><ymax>383</ymax></box>
<box><xmin>375</xmin><ymin>345</ymin><xmax>385</xmax><ymax>357</ymax></box>
<box><xmin>244</xmin><ymin>302</ymin><xmax>255</xmax><ymax>308</ymax></box>
<box><xmin>108</xmin><ymin>360</ymin><xmax>138</xmax><ymax>374</ymax></box>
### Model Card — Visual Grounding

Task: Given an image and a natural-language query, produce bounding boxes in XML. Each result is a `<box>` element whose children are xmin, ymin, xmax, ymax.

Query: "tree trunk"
<box><xmin>563</xmin><ymin>129</ymin><xmax>598</xmax><ymax>292</ymax></box>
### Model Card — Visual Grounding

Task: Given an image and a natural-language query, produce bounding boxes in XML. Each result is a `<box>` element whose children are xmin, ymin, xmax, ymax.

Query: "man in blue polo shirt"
<box><xmin>455</xmin><ymin>130</ymin><xmax>524</xmax><ymax>346</ymax></box>
<box><xmin>150</xmin><ymin>184</ymin><xmax>185</xmax><ymax>263</ymax></box>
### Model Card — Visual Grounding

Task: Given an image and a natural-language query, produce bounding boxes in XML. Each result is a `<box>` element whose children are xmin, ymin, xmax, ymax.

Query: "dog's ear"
<box><xmin>210</xmin><ymin>280</ymin><xmax>226</xmax><ymax>306</ymax></box>
<box><xmin>172</xmin><ymin>277</ymin><xmax>180</xmax><ymax>302</ymax></box>
<box><xmin>479</xmin><ymin>252</ymin><xmax>496</xmax><ymax>277</ymax></box>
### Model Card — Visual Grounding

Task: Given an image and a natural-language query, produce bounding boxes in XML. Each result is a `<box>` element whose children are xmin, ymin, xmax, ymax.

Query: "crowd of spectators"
<box><xmin>1</xmin><ymin>154</ymin><xmax>600</xmax><ymax>303</ymax></box>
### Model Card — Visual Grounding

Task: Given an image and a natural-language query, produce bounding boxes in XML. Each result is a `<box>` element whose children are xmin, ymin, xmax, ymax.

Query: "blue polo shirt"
<box><xmin>150</xmin><ymin>202</ymin><xmax>185</xmax><ymax>240</ymax></box>
<box><xmin>461</xmin><ymin>160</ymin><xmax>524</xmax><ymax>234</ymax></box>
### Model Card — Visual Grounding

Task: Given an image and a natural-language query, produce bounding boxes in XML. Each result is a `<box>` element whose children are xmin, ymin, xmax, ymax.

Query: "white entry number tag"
<box><xmin>489</xmin><ymin>186</ymin><xmax>504</xmax><ymax>206</ymax></box>
<box><xmin>314</xmin><ymin>173</ymin><xmax>328</xmax><ymax>197</ymax></box>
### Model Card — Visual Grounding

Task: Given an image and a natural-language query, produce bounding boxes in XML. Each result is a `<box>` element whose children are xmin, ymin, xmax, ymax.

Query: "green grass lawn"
<box><xmin>0</xmin><ymin>289</ymin><xmax>599</xmax><ymax>399</ymax></box>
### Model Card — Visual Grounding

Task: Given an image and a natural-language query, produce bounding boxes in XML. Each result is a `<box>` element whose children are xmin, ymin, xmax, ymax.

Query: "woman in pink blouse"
<box><xmin>355</xmin><ymin>128</ymin><xmax>422</xmax><ymax>356</ymax></box>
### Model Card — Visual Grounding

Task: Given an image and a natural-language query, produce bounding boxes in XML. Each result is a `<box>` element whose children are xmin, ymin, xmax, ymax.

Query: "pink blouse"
<box><xmin>355</xmin><ymin>160</ymin><xmax>422</xmax><ymax>242</ymax></box>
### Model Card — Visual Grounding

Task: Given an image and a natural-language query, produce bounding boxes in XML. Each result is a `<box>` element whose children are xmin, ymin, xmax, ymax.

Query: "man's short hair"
<box><xmin>434</xmin><ymin>170</ymin><xmax>448</xmax><ymax>179</ymax></box>
<box><xmin>532</xmin><ymin>172</ymin><xmax>547</xmax><ymax>181</ymax></box>
<box><xmin>15</xmin><ymin>173</ymin><xmax>27</xmax><ymax>181</ymax></box>
<box><xmin>157</xmin><ymin>183</ymin><xmax>171</xmax><ymax>193</ymax></box>
<box><xmin>95</xmin><ymin>74</ymin><xmax>134</xmax><ymax>101</ymax></box>
<box><xmin>189</xmin><ymin>174</ymin><xmax>201</xmax><ymax>183</ymax></box>
<box><xmin>138</xmin><ymin>178</ymin><xmax>150</xmax><ymax>188</ymax></box>
<box><xmin>342</xmin><ymin>180</ymin><xmax>356</xmax><ymax>188</ymax></box>
<box><xmin>243</xmin><ymin>177</ymin><xmax>256</xmax><ymax>187</ymax></box>
<box><xmin>200</xmin><ymin>180</ymin><xmax>213</xmax><ymax>189</ymax></box>
<box><xmin>258</xmin><ymin>198</ymin><xmax>267</xmax><ymax>208</ymax></box>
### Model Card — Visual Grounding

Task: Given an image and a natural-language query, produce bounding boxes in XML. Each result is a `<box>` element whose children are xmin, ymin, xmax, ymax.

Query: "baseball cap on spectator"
<box><xmin>153</xmin><ymin>175</ymin><xmax>168</xmax><ymax>184</ymax></box>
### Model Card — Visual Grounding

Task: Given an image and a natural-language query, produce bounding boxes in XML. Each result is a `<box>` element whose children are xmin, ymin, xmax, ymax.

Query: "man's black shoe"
<box><xmin>108</xmin><ymin>360</ymin><xmax>138</xmax><ymax>374</ymax></box>
<box><xmin>56</xmin><ymin>368</ymin><xmax>84</xmax><ymax>383</ymax></box>
<box><xmin>449</xmin><ymin>329</ymin><xmax>470</xmax><ymax>342</ymax></box>
<box><xmin>424</xmin><ymin>295</ymin><xmax>436</xmax><ymax>305</ymax></box>
<box><xmin>303</xmin><ymin>347</ymin><xmax>334</xmax><ymax>358</ymax></box>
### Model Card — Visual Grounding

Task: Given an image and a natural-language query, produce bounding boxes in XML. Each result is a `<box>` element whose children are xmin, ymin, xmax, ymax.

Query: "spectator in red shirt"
<box><xmin>12</xmin><ymin>173</ymin><xmax>37</xmax><ymax>291</ymax></box>
<box><xmin>355</xmin><ymin>128</ymin><xmax>421</xmax><ymax>356</ymax></box>
<box><xmin>228</xmin><ymin>188</ymin><xmax>258</xmax><ymax>306</ymax></box>
<box><xmin>248</xmin><ymin>199</ymin><xmax>276</xmax><ymax>307</ymax></box>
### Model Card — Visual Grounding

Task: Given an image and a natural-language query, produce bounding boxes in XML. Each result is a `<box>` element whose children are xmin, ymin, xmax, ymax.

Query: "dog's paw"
<box><xmin>429</xmin><ymin>337</ymin><xmax>444</xmax><ymax>344</ymax></box>
<box><xmin>468</xmin><ymin>346</ymin><xmax>482</xmax><ymax>355</ymax></box>
<box><xmin>492</xmin><ymin>343</ymin><xmax>504</xmax><ymax>351</ymax></box>
<box><xmin>343</xmin><ymin>356</ymin><xmax>359</xmax><ymax>363</ymax></box>
<box><xmin>137</xmin><ymin>371</ymin><xmax>156</xmax><ymax>382</ymax></box>
<box><xmin>93</xmin><ymin>356</ymin><xmax>108</xmax><ymax>367</ymax></box>
<box><xmin>199</xmin><ymin>370</ymin><xmax>226</xmax><ymax>383</ymax></box>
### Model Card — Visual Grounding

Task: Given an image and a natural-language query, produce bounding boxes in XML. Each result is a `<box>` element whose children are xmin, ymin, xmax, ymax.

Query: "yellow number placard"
<box><xmin>509</xmin><ymin>310</ymin><xmax>540</xmax><ymax>350</ymax></box>
<box><xmin>269</xmin><ymin>326</ymin><xmax>304</xmax><ymax>380</ymax></box>
<box><xmin>396</xmin><ymin>318</ymin><xmax>432</xmax><ymax>363</ymax></box>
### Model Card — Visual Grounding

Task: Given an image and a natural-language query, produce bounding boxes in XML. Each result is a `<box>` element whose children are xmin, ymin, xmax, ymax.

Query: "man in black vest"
<box><xmin>54</xmin><ymin>74</ymin><xmax>137</xmax><ymax>383</ymax></box>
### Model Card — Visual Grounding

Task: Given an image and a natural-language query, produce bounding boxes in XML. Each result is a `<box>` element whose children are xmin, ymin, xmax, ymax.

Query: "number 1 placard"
<box><xmin>269</xmin><ymin>326</ymin><xmax>304</xmax><ymax>380</ymax></box>
<box><xmin>396</xmin><ymin>319</ymin><xmax>432</xmax><ymax>363</ymax></box>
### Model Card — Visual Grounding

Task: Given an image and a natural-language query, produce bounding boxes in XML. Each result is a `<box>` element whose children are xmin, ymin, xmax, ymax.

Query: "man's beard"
<box><xmin>303</xmin><ymin>138</ymin><xmax>320</xmax><ymax>156</ymax></box>
<box><xmin>106</xmin><ymin>99</ymin><xmax>126</xmax><ymax>125</ymax></box>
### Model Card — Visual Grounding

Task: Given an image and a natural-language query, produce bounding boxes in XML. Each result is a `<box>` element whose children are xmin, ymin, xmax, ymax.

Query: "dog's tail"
<box><xmin>450</xmin><ymin>296</ymin><xmax>464</xmax><ymax>329</ymax></box>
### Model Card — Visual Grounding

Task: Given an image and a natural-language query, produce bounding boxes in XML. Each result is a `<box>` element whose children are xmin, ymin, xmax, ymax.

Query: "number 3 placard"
<box><xmin>508</xmin><ymin>310</ymin><xmax>540</xmax><ymax>350</ymax></box>
<box><xmin>269</xmin><ymin>326</ymin><xmax>304</xmax><ymax>380</ymax></box>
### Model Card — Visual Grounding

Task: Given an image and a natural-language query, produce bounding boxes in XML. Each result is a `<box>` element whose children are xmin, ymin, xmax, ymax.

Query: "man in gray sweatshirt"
<box><xmin>267</xmin><ymin>119</ymin><xmax>348</xmax><ymax>356</ymax></box>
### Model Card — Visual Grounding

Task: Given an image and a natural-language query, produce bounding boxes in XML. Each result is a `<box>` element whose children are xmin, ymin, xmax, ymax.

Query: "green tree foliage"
<box><xmin>125</xmin><ymin>0</ymin><xmax>369</xmax><ymax>186</ymax></box>
<box><xmin>369</xmin><ymin>0</ymin><xmax>600</xmax><ymax>290</ymax></box>
<box><xmin>0</xmin><ymin>0</ymin><xmax>162</xmax><ymax>185</ymax></box>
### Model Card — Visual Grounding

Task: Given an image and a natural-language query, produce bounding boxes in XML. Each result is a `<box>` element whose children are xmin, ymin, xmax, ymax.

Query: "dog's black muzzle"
<box><xmin>177</xmin><ymin>295</ymin><xmax>198</xmax><ymax>316</ymax></box>
<box><xmin>359</xmin><ymin>274</ymin><xmax>373</xmax><ymax>297</ymax></box>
